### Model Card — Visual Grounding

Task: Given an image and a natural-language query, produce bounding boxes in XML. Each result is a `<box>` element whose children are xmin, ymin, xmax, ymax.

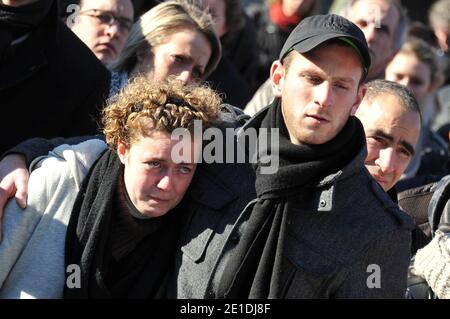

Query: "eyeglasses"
<box><xmin>79</xmin><ymin>9</ymin><xmax>133</xmax><ymax>33</ymax></box>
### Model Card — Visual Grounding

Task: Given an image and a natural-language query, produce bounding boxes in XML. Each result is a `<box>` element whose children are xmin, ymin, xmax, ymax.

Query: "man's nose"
<box><xmin>105</xmin><ymin>21</ymin><xmax>121</xmax><ymax>39</ymax></box>
<box><xmin>314</xmin><ymin>81</ymin><xmax>333</xmax><ymax>107</ymax></box>
<box><xmin>376</xmin><ymin>148</ymin><xmax>396</xmax><ymax>174</ymax></box>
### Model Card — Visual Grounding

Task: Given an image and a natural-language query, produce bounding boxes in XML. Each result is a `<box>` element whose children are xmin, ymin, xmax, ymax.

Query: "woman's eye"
<box><xmin>179</xmin><ymin>166</ymin><xmax>192</xmax><ymax>174</ymax></box>
<box><xmin>148</xmin><ymin>161</ymin><xmax>161</xmax><ymax>168</ymax></box>
<box><xmin>172</xmin><ymin>55</ymin><xmax>185</xmax><ymax>63</ymax></box>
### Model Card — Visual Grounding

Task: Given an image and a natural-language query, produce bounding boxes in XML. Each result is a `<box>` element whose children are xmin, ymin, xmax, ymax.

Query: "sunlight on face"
<box><xmin>385</xmin><ymin>53</ymin><xmax>433</xmax><ymax>104</ymax></box>
<box><xmin>117</xmin><ymin>131</ymin><xmax>198</xmax><ymax>217</ymax></box>
<box><xmin>134</xmin><ymin>28</ymin><xmax>212</xmax><ymax>85</ymax></box>
<box><xmin>272</xmin><ymin>43</ymin><xmax>364</xmax><ymax>145</ymax></box>
<box><xmin>356</xmin><ymin>95</ymin><xmax>421</xmax><ymax>191</ymax></box>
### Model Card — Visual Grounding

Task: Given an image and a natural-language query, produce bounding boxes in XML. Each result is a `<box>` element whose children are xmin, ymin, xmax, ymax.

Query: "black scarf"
<box><xmin>217</xmin><ymin>99</ymin><xmax>365</xmax><ymax>298</ymax></box>
<box><xmin>63</xmin><ymin>150</ymin><xmax>183</xmax><ymax>299</ymax></box>
<box><xmin>0</xmin><ymin>0</ymin><xmax>53</xmax><ymax>62</ymax></box>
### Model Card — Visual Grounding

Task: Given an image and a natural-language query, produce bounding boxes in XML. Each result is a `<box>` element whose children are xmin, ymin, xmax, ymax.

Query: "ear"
<box><xmin>117</xmin><ymin>140</ymin><xmax>129</xmax><ymax>164</ymax></box>
<box><xmin>270</xmin><ymin>60</ymin><xmax>285</xmax><ymax>98</ymax></box>
<box><xmin>350</xmin><ymin>83</ymin><xmax>367</xmax><ymax>116</ymax></box>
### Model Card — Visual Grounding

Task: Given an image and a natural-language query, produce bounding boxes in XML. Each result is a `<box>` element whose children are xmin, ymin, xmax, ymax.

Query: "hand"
<box><xmin>0</xmin><ymin>154</ymin><xmax>29</xmax><ymax>242</ymax></box>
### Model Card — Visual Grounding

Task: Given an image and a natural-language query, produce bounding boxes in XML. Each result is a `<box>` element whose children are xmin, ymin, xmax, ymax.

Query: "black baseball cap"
<box><xmin>279</xmin><ymin>14</ymin><xmax>371</xmax><ymax>77</ymax></box>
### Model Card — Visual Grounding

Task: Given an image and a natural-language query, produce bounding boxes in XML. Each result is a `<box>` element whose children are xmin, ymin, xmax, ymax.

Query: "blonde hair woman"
<box><xmin>109</xmin><ymin>0</ymin><xmax>221</xmax><ymax>96</ymax></box>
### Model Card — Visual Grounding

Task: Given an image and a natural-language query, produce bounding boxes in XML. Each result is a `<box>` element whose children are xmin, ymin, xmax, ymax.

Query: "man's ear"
<box><xmin>117</xmin><ymin>140</ymin><xmax>129</xmax><ymax>164</ymax></box>
<box><xmin>270</xmin><ymin>60</ymin><xmax>285</xmax><ymax>98</ymax></box>
<box><xmin>351</xmin><ymin>83</ymin><xmax>367</xmax><ymax>115</ymax></box>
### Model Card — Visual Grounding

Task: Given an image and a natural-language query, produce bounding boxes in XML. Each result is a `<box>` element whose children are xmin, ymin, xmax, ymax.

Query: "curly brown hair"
<box><xmin>103</xmin><ymin>76</ymin><xmax>222</xmax><ymax>150</ymax></box>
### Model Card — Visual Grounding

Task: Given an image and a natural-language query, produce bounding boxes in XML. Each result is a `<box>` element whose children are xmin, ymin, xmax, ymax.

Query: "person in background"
<box><xmin>356</xmin><ymin>79</ymin><xmax>427</xmax><ymax>256</ymax></box>
<box><xmin>428</xmin><ymin>0</ymin><xmax>450</xmax><ymax>144</ymax></box>
<box><xmin>343</xmin><ymin>0</ymin><xmax>407</xmax><ymax>81</ymax></box>
<box><xmin>248</xmin><ymin>0</ymin><xmax>321</xmax><ymax>89</ymax></box>
<box><xmin>108</xmin><ymin>0</ymin><xmax>221</xmax><ymax>97</ymax></box>
<box><xmin>203</xmin><ymin>0</ymin><xmax>259</xmax><ymax>107</ymax></box>
<box><xmin>355</xmin><ymin>79</ymin><xmax>422</xmax><ymax>196</ymax></box>
<box><xmin>244</xmin><ymin>0</ymin><xmax>408</xmax><ymax>116</ymax></box>
<box><xmin>61</xmin><ymin>0</ymin><xmax>134</xmax><ymax>66</ymax></box>
<box><xmin>428</xmin><ymin>0</ymin><xmax>450</xmax><ymax>60</ymax></box>
<box><xmin>385</xmin><ymin>37</ymin><xmax>448</xmax><ymax>179</ymax></box>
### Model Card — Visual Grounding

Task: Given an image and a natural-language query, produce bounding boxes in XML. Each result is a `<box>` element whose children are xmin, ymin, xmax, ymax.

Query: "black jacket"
<box><xmin>249</xmin><ymin>7</ymin><xmax>293</xmax><ymax>89</ymax></box>
<box><xmin>0</xmin><ymin>1</ymin><xmax>111</xmax><ymax>155</ymax></box>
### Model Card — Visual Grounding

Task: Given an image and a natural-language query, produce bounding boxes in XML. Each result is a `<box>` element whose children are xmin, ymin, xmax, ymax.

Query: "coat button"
<box><xmin>319</xmin><ymin>200</ymin><xmax>326</xmax><ymax>207</ymax></box>
<box><xmin>230</xmin><ymin>234</ymin><xmax>240</xmax><ymax>245</ymax></box>
<box><xmin>207</xmin><ymin>290</ymin><xmax>215</xmax><ymax>298</ymax></box>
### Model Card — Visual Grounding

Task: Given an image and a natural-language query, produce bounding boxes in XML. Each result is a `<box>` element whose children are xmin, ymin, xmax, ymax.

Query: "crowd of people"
<box><xmin>0</xmin><ymin>0</ymin><xmax>450</xmax><ymax>299</ymax></box>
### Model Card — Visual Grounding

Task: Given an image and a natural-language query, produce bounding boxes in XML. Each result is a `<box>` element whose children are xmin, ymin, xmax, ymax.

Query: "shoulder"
<box><xmin>215</xmin><ymin>104</ymin><xmax>251</xmax><ymax>130</ymax></box>
<box><xmin>54</xmin><ymin>22</ymin><xmax>111</xmax><ymax>83</ymax></box>
<box><xmin>31</xmin><ymin>139</ymin><xmax>108</xmax><ymax>186</ymax></box>
<box><xmin>339</xmin><ymin>166</ymin><xmax>415</xmax><ymax>232</ymax></box>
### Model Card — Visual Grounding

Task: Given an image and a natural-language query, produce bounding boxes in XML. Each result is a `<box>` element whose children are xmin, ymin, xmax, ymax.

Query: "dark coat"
<box><xmin>206</xmin><ymin>15</ymin><xmax>259</xmax><ymax>109</ymax></box>
<box><xmin>206</xmin><ymin>57</ymin><xmax>252</xmax><ymax>110</ymax></box>
<box><xmin>165</xmin><ymin>105</ymin><xmax>257</xmax><ymax>298</ymax></box>
<box><xmin>248</xmin><ymin>7</ymin><xmax>294</xmax><ymax>89</ymax></box>
<box><xmin>0</xmin><ymin>1</ymin><xmax>111</xmax><ymax>155</ymax></box>
<box><xmin>204</xmin><ymin>107</ymin><xmax>415</xmax><ymax>299</ymax></box>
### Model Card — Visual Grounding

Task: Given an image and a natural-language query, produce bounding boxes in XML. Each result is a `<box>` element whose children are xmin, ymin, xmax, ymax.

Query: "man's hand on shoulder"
<box><xmin>0</xmin><ymin>154</ymin><xmax>29</xmax><ymax>242</ymax></box>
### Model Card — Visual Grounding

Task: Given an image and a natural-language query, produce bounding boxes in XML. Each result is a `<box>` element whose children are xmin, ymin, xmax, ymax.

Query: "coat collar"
<box><xmin>239</xmin><ymin>98</ymin><xmax>368</xmax><ymax>212</ymax></box>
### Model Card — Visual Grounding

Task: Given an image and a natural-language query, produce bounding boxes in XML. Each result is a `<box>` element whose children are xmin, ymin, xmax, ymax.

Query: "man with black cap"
<box><xmin>207</xmin><ymin>14</ymin><xmax>415</xmax><ymax>299</ymax></box>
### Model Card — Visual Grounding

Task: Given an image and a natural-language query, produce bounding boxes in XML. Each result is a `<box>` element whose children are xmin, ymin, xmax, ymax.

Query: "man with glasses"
<box><xmin>65</xmin><ymin>0</ymin><xmax>134</xmax><ymax>66</ymax></box>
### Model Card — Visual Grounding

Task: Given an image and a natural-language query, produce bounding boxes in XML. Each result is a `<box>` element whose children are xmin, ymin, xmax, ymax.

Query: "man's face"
<box><xmin>385</xmin><ymin>52</ymin><xmax>433</xmax><ymax>105</ymax></box>
<box><xmin>271</xmin><ymin>43</ymin><xmax>365</xmax><ymax>145</ymax></box>
<box><xmin>356</xmin><ymin>94</ymin><xmax>421</xmax><ymax>191</ymax></box>
<box><xmin>118</xmin><ymin>131</ymin><xmax>197</xmax><ymax>218</ymax></box>
<box><xmin>135</xmin><ymin>28</ymin><xmax>212</xmax><ymax>86</ymax></box>
<box><xmin>349</xmin><ymin>0</ymin><xmax>400</xmax><ymax>80</ymax></box>
<box><xmin>70</xmin><ymin>0</ymin><xmax>134</xmax><ymax>66</ymax></box>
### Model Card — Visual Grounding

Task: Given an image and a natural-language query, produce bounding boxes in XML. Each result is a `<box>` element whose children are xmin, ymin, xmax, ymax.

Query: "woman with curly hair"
<box><xmin>0</xmin><ymin>77</ymin><xmax>221</xmax><ymax>299</ymax></box>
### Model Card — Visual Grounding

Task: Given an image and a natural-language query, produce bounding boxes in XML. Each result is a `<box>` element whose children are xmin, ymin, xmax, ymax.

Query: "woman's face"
<box><xmin>134</xmin><ymin>28</ymin><xmax>212</xmax><ymax>85</ymax></box>
<box><xmin>385</xmin><ymin>52</ymin><xmax>433</xmax><ymax>104</ymax></box>
<box><xmin>118</xmin><ymin>130</ymin><xmax>198</xmax><ymax>218</ymax></box>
